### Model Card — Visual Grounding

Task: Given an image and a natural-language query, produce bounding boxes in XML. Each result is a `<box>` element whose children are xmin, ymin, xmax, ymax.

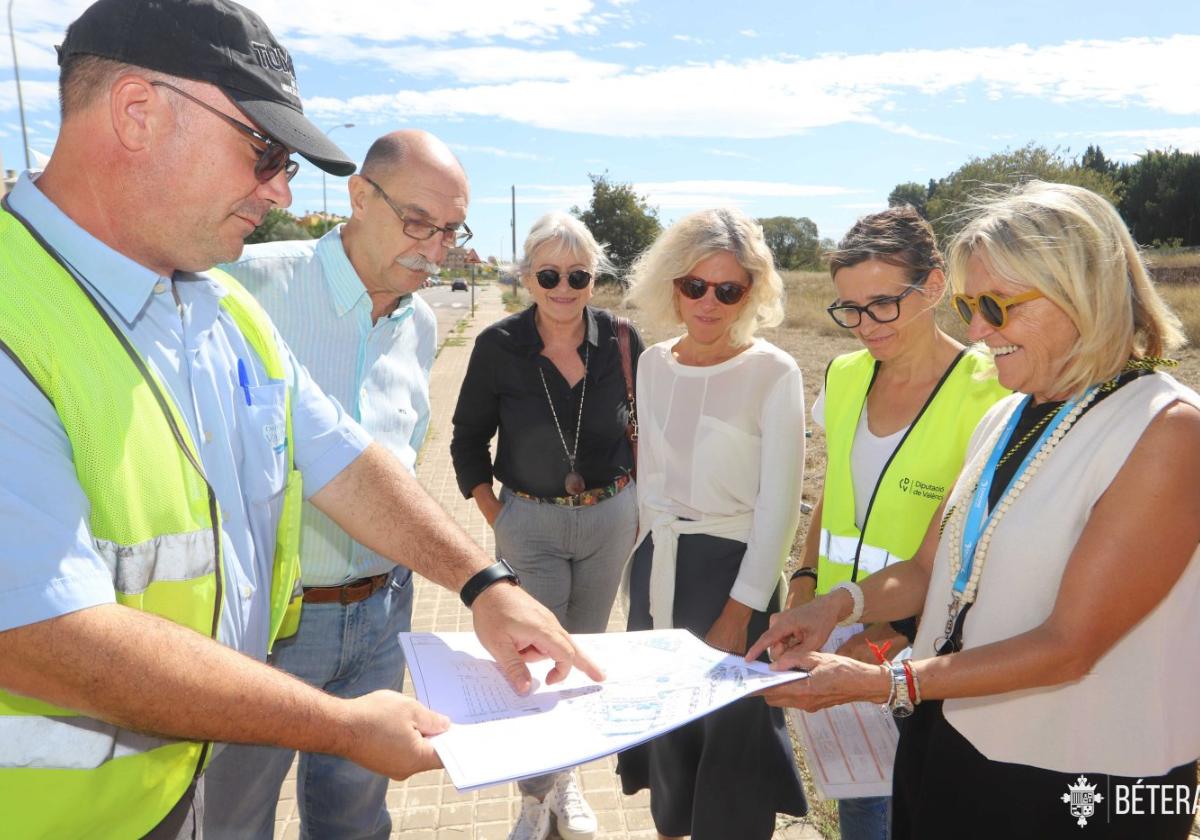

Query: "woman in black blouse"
<box><xmin>451</xmin><ymin>211</ymin><xmax>643</xmax><ymax>840</ymax></box>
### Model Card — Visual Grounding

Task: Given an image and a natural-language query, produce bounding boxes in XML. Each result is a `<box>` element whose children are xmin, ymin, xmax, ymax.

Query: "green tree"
<box><xmin>1081</xmin><ymin>144</ymin><xmax>1116</xmax><ymax>176</ymax></box>
<box><xmin>571</xmin><ymin>174</ymin><xmax>661</xmax><ymax>278</ymax></box>
<box><xmin>924</xmin><ymin>143</ymin><xmax>1122</xmax><ymax>241</ymax></box>
<box><xmin>758</xmin><ymin>216</ymin><xmax>822</xmax><ymax>270</ymax></box>
<box><xmin>1118</xmin><ymin>149</ymin><xmax>1200</xmax><ymax>246</ymax></box>
<box><xmin>887</xmin><ymin>182</ymin><xmax>929</xmax><ymax>218</ymax></box>
<box><xmin>245</xmin><ymin>208</ymin><xmax>312</xmax><ymax>244</ymax></box>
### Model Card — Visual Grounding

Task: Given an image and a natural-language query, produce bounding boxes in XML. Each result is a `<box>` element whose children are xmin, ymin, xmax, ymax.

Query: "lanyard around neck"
<box><xmin>954</xmin><ymin>391</ymin><xmax>1090</xmax><ymax>596</ymax></box>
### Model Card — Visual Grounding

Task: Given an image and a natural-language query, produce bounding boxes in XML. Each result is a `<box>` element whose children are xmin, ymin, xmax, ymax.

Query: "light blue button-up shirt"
<box><xmin>0</xmin><ymin>172</ymin><xmax>372</xmax><ymax>659</ymax></box>
<box><xmin>223</xmin><ymin>227</ymin><xmax>437</xmax><ymax>586</ymax></box>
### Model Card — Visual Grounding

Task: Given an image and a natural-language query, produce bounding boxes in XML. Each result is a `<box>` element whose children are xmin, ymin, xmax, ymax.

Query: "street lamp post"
<box><xmin>7</xmin><ymin>0</ymin><xmax>30</xmax><ymax>169</ymax></box>
<box><xmin>322</xmin><ymin>123</ymin><xmax>354</xmax><ymax>219</ymax></box>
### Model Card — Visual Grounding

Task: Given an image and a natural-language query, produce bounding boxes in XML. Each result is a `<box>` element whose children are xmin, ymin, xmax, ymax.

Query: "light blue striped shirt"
<box><xmin>223</xmin><ymin>226</ymin><xmax>437</xmax><ymax>586</ymax></box>
<box><xmin>0</xmin><ymin>172</ymin><xmax>372</xmax><ymax>658</ymax></box>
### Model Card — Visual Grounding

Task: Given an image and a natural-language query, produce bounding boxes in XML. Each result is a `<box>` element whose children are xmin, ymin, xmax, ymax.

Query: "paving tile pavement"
<box><xmin>273</xmin><ymin>284</ymin><xmax>823</xmax><ymax>840</ymax></box>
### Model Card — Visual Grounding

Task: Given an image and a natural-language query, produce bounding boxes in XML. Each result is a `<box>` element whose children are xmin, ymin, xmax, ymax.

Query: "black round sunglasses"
<box><xmin>536</xmin><ymin>269</ymin><xmax>593</xmax><ymax>290</ymax></box>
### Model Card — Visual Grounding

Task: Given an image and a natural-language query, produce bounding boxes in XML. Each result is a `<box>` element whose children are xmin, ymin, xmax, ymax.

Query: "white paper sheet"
<box><xmin>399</xmin><ymin>629</ymin><xmax>807</xmax><ymax>791</ymax></box>
<box><xmin>788</xmin><ymin>624</ymin><xmax>901</xmax><ymax>800</ymax></box>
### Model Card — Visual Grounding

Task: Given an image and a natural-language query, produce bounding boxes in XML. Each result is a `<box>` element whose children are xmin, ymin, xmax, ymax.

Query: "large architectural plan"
<box><xmin>399</xmin><ymin>629</ymin><xmax>807</xmax><ymax>791</ymax></box>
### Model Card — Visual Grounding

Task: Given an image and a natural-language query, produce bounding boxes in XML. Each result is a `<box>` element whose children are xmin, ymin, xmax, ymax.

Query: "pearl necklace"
<box><xmin>938</xmin><ymin>385</ymin><xmax>1101</xmax><ymax>649</ymax></box>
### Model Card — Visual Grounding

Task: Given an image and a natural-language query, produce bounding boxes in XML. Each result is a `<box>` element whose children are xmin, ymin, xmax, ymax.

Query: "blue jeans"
<box><xmin>838</xmin><ymin>795</ymin><xmax>891</xmax><ymax>840</ymax></box>
<box><xmin>204</xmin><ymin>566</ymin><xmax>414</xmax><ymax>839</ymax></box>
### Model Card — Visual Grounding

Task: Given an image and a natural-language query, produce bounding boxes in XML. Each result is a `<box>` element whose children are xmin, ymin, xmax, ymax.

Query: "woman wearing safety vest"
<box><xmin>786</xmin><ymin>206</ymin><xmax>1009</xmax><ymax>840</ymax></box>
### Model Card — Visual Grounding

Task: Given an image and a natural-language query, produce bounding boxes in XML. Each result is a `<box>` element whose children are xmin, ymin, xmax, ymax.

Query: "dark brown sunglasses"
<box><xmin>151</xmin><ymin>81</ymin><xmax>298</xmax><ymax>183</ymax></box>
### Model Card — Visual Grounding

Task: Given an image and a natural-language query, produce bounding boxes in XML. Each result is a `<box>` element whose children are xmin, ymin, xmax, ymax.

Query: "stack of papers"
<box><xmin>399</xmin><ymin>629</ymin><xmax>807</xmax><ymax>791</ymax></box>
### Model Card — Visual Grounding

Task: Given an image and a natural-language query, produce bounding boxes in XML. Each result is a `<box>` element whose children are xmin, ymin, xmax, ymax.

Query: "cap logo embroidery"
<box><xmin>250</xmin><ymin>41</ymin><xmax>299</xmax><ymax>95</ymax></box>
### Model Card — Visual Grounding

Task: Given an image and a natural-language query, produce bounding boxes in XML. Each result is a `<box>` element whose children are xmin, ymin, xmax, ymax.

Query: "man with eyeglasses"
<box><xmin>0</xmin><ymin>1</ymin><xmax>598</xmax><ymax>838</ymax></box>
<box><xmin>204</xmin><ymin>129</ymin><xmax>472</xmax><ymax>839</ymax></box>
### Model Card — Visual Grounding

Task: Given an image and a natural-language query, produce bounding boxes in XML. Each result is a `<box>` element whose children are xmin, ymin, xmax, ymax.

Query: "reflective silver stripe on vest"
<box><xmin>94</xmin><ymin>529</ymin><xmax>216</xmax><ymax>594</ymax></box>
<box><xmin>819</xmin><ymin>529</ymin><xmax>905</xmax><ymax>577</ymax></box>
<box><xmin>0</xmin><ymin>715</ymin><xmax>175</xmax><ymax>769</ymax></box>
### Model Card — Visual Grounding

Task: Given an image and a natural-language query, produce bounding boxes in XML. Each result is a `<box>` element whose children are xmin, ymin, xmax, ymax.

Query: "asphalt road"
<box><xmin>416</xmin><ymin>281</ymin><xmax>479</xmax><ymax>343</ymax></box>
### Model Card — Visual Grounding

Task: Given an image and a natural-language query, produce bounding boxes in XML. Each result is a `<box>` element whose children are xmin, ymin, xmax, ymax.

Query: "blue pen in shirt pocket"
<box><xmin>234</xmin><ymin>357</ymin><xmax>289</xmax><ymax>498</ymax></box>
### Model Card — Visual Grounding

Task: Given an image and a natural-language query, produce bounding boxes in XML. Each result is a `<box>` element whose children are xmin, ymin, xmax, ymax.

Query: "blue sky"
<box><xmin>3</xmin><ymin>0</ymin><xmax>1198</xmax><ymax>263</ymax></box>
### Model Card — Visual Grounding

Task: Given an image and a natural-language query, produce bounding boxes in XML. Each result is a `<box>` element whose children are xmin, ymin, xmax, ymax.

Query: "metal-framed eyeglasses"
<box><xmin>150</xmin><ymin>81</ymin><xmax>298</xmax><ymax>182</ymax></box>
<box><xmin>826</xmin><ymin>281</ymin><xmax>924</xmax><ymax>329</ymax></box>
<box><xmin>360</xmin><ymin>175</ymin><xmax>473</xmax><ymax>247</ymax></box>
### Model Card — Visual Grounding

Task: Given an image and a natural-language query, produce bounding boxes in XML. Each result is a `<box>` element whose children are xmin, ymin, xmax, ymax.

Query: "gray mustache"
<box><xmin>397</xmin><ymin>255</ymin><xmax>441</xmax><ymax>274</ymax></box>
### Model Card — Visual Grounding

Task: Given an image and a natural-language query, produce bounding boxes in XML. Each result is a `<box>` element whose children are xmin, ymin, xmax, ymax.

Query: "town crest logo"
<box><xmin>1062</xmin><ymin>775</ymin><xmax>1104</xmax><ymax>828</ymax></box>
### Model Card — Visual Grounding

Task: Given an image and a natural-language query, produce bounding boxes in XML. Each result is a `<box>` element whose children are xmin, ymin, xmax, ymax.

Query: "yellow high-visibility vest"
<box><xmin>0</xmin><ymin>203</ymin><xmax>303</xmax><ymax>838</ymax></box>
<box><xmin>817</xmin><ymin>347</ymin><xmax>1009</xmax><ymax>593</ymax></box>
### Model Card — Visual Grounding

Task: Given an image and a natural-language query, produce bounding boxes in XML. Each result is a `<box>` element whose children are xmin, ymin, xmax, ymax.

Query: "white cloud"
<box><xmin>1071</xmin><ymin>127</ymin><xmax>1200</xmax><ymax>160</ymax></box>
<box><xmin>608</xmin><ymin>40</ymin><xmax>645</xmax><ymax>49</ymax></box>
<box><xmin>672</xmin><ymin>34</ymin><xmax>710</xmax><ymax>45</ymax></box>
<box><xmin>451</xmin><ymin>144</ymin><xmax>543</xmax><ymax>161</ymax></box>
<box><xmin>285</xmin><ymin>39</ymin><xmax>622</xmax><ymax>84</ymax></box>
<box><xmin>305</xmin><ymin>36</ymin><xmax>1200</xmax><ymax>139</ymax></box>
<box><xmin>0</xmin><ymin>80</ymin><xmax>60</xmax><ymax>113</ymax></box>
<box><xmin>739</xmin><ymin>29</ymin><xmax>758</xmax><ymax>38</ymax></box>
<box><xmin>250</xmin><ymin>0</ymin><xmax>599</xmax><ymax>43</ymax></box>
<box><xmin>705</xmin><ymin>148</ymin><xmax>753</xmax><ymax>159</ymax></box>
<box><xmin>479</xmin><ymin>179</ymin><xmax>863</xmax><ymax>212</ymax></box>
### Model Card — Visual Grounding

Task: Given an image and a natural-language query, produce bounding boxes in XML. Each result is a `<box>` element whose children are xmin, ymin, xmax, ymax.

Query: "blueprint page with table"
<box><xmin>399</xmin><ymin>629</ymin><xmax>807</xmax><ymax>791</ymax></box>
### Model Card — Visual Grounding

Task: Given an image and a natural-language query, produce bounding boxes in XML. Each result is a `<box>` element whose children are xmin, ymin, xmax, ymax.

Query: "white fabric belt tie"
<box><xmin>819</xmin><ymin>529</ymin><xmax>904</xmax><ymax>577</ymax></box>
<box><xmin>639</xmin><ymin>510</ymin><xmax>754</xmax><ymax>630</ymax></box>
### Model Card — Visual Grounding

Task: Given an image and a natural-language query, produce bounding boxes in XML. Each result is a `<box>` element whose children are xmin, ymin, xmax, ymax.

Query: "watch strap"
<box><xmin>460</xmin><ymin>559</ymin><xmax>521</xmax><ymax>608</ymax></box>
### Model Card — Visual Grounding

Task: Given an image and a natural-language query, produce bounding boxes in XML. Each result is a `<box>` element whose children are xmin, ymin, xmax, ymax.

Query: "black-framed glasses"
<box><xmin>952</xmin><ymin>289</ymin><xmax>1045</xmax><ymax>329</ymax></box>
<box><xmin>360</xmin><ymin>175</ymin><xmax>473</xmax><ymax>247</ymax></box>
<box><xmin>536</xmin><ymin>268</ymin><xmax>592</xmax><ymax>290</ymax></box>
<box><xmin>826</xmin><ymin>284</ymin><xmax>920</xmax><ymax>329</ymax></box>
<box><xmin>673</xmin><ymin>275</ymin><xmax>750</xmax><ymax>305</ymax></box>
<box><xmin>151</xmin><ymin>81</ymin><xmax>298</xmax><ymax>182</ymax></box>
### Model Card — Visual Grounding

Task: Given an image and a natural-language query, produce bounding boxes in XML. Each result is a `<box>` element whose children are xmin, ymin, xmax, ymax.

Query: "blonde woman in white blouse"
<box><xmin>615</xmin><ymin>208</ymin><xmax>808</xmax><ymax>840</ymax></box>
<box><xmin>750</xmin><ymin>182</ymin><xmax>1200</xmax><ymax>840</ymax></box>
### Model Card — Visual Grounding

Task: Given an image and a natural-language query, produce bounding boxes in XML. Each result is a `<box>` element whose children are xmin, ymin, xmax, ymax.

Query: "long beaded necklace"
<box><xmin>539</xmin><ymin>347</ymin><xmax>589</xmax><ymax>496</ymax></box>
<box><xmin>936</xmin><ymin>384</ymin><xmax>1102</xmax><ymax>651</ymax></box>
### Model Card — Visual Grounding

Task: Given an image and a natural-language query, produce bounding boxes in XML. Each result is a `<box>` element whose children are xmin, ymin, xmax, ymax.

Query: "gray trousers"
<box><xmin>493</xmin><ymin>482</ymin><xmax>639</xmax><ymax>796</ymax></box>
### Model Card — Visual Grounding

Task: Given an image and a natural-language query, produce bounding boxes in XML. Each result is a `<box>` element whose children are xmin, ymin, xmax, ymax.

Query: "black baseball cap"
<box><xmin>57</xmin><ymin>0</ymin><xmax>356</xmax><ymax>176</ymax></box>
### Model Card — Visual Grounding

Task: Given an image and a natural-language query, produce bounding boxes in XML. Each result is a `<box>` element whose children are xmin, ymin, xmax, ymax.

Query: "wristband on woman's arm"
<box><xmin>789</xmin><ymin>566</ymin><xmax>818</xmax><ymax>584</ymax></box>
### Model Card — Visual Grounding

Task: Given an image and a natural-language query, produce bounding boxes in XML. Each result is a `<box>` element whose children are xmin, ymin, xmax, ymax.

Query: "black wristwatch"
<box><xmin>460</xmin><ymin>559</ymin><xmax>521</xmax><ymax>608</ymax></box>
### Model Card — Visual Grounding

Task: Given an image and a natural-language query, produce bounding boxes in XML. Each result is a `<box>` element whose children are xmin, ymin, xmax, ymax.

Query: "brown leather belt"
<box><xmin>302</xmin><ymin>571</ymin><xmax>391</xmax><ymax>605</ymax></box>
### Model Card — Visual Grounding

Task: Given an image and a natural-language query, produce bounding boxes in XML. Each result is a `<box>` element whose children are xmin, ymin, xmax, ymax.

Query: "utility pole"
<box><xmin>510</xmin><ymin>185</ymin><xmax>517</xmax><ymax>289</ymax></box>
<box><xmin>322</xmin><ymin>123</ymin><xmax>354</xmax><ymax>219</ymax></box>
<box><xmin>8</xmin><ymin>0</ymin><xmax>30</xmax><ymax>169</ymax></box>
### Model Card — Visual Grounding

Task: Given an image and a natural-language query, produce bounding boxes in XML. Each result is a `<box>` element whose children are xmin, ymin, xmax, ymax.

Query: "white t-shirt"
<box><xmin>813</xmin><ymin>387</ymin><xmax>908</xmax><ymax>529</ymax></box>
<box><xmin>635</xmin><ymin>337</ymin><xmax>806</xmax><ymax>611</ymax></box>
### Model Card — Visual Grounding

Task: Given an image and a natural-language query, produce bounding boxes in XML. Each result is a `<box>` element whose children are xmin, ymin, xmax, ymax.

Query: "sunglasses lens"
<box><xmin>536</xmin><ymin>269</ymin><xmax>560</xmax><ymax>289</ymax></box>
<box><xmin>979</xmin><ymin>295</ymin><xmax>1005</xmax><ymax>327</ymax></box>
<box><xmin>678</xmin><ymin>278</ymin><xmax>708</xmax><ymax>300</ymax></box>
<box><xmin>255</xmin><ymin>144</ymin><xmax>289</xmax><ymax>182</ymax></box>
<box><xmin>714</xmin><ymin>283</ymin><xmax>747</xmax><ymax>305</ymax></box>
<box><xmin>567</xmin><ymin>270</ymin><xmax>592</xmax><ymax>290</ymax></box>
<box><xmin>953</xmin><ymin>295</ymin><xmax>973</xmax><ymax>325</ymax></box>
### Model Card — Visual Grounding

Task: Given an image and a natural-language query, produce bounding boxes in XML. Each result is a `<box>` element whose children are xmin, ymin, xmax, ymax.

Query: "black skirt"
<box><xmin>893</xmin><ymin>700</ymin><xmax>1197</xmax><ymax>840</ymax></box>
<box><xmin>616</xmin><ymin>533</ymin><xmax>808</xmax><ymax>840</ymax></box>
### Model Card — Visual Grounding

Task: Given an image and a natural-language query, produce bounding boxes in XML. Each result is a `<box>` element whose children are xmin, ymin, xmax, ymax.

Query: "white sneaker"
<box><xmin>507</xmin><ymin>794</ymin><xmax>551</xmax><ymax>840</ymax></box>
<box><xmin>547</xmin><ymin>771</ymin><xmax>598</xmax><ymax>840</ymax></box>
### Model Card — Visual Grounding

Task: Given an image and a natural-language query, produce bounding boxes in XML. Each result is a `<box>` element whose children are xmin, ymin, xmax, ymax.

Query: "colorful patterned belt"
<box><xmin>512</xmin><ymin>474</ymin><xmax>632</xmax><ymax>508</ymax></box>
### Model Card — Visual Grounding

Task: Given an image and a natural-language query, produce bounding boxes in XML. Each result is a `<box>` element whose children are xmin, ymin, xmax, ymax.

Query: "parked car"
<box><xmin>451</xmin><ymin>278</ymin><xmax>468</xmax><ymax>291</ymax></box>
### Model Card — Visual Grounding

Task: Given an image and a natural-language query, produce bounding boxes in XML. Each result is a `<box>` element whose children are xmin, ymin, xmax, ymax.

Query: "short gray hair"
<box><xmin>519</xmin><ymin>212</ymin><xmax>614</xmax><ymax>276</ymax></box>
<box><xmin>625</xmin><ymin>207</ymin><xmax>784</xmax><ymax>346</ymax></box>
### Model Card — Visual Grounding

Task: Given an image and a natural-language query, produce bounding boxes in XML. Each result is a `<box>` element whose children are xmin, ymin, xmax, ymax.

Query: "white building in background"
<box><xmin>1</xmin><ymin>148</ymin><xmax>17</xmax><ymax>196</ymax></box>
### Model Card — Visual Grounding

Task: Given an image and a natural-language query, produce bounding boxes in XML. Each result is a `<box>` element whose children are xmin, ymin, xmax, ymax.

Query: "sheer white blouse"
<box><xmin>634</xmin><ymin>337</ymin><xmax>806</xmax><ymax>614</ymax></box>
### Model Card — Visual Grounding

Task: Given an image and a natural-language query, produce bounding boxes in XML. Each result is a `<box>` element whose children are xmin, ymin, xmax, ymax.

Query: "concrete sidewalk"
<box><xmin>273</xmin><ymin>284</ymin><xmax>823</xmax><ymax>840</ymax></box>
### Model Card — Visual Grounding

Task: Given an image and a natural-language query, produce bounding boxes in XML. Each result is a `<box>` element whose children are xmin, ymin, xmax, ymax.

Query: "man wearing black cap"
<box><xmin>0</xmin><ymin>1</ymin><xmax>599</xmax><ymax>837</ymax></box>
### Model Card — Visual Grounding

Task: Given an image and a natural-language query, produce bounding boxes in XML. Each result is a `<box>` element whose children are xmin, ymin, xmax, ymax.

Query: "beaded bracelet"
<box><xmin>831</xmin><ymin>581</ymin><xmax>865</xmax><ymax>626</ymax></box>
